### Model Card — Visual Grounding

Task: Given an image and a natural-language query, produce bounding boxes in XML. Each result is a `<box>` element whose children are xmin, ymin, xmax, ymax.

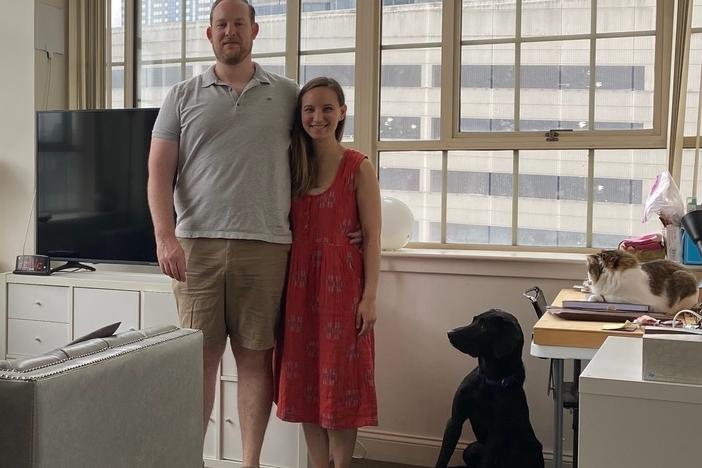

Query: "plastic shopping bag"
<box><xmin>642</xmin><ymin>171</ymin><xmax>685</xmax><ymax>227</ymax></box>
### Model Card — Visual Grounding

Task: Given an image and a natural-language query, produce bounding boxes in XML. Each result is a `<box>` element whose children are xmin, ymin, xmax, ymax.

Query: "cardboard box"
<box><xmin>642</xmin><ymin>334</ymin><xmax>702</xmax><ymax>385</ymax></box>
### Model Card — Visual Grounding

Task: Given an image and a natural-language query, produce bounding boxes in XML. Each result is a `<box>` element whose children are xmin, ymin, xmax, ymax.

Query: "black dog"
<box><xmin>435</xmin><ymin>309</ymin><xmax>544</xmax><ymax>468</ymax></box>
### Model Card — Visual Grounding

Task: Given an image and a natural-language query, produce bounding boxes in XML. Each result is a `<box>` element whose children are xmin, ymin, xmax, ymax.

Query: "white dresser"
<box><xmin>1</xmin><ymin>271</ymin><xmax>306</xmax><ymax>468</ymax></box>
<box><xmin>579</xmin><ymin>336</ymin><xmax>702</xmax><ymax>468</ymax></box>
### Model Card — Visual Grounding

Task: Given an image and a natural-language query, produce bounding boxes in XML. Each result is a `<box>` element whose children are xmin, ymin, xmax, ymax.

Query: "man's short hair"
<box><xmin>209</xmin><ymin>0</ymin><xmax>256</xmax><ymax>25</ymax></box>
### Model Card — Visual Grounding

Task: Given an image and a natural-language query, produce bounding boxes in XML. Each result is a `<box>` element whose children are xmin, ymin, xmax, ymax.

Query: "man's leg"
<box><xmin>226</xmin><ymin>239</ymin><xmax>291</xmax><ymax>467</ymax></box>
<box><xmin>232</xmin><ymin>344</ymin><xmax>274</xmax><ymax>467</ymax></box>
<box><xmin>202</xmin><ymin>342</ymin><xmax>226</xmax><ymax>431</ymax></box>
<box><xmin>173</xmin><ymin>238</ymin><xmax>228</xmax><ymax>439</ymax></box>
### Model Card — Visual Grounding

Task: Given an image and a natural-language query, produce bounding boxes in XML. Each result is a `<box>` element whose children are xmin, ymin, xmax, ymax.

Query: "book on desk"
<box><xmin>548</xmin><ymin>301</ymin><xmax>669</xmax><ymax>322</ymax></box>
<box><xmin>560</xmin><ymin>300</ymin><xmax>649</xmax><ymax>312</ymax></box>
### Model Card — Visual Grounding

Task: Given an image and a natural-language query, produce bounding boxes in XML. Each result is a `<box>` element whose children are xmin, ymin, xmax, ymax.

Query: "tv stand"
<box><xmin>50</xmin><ymin>261</ymin><xmax>97</xmax><ymax>274</ymax></box>
<box><xmin>0</xmin><ymin>270</ymin><xmax>306</xmax><ymax>468</ymax></box>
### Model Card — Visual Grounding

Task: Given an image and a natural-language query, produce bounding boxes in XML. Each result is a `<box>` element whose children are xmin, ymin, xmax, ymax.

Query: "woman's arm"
<box><xmin>355</xmin><ymin>159</ymin><xmax>382</xmax><ymax>336</ymax></box>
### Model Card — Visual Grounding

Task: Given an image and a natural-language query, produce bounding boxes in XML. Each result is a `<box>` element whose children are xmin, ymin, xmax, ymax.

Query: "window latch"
<box><xmin>545</xmin><ymin>128</ymin><xmax>573</xmax><ymax>142</ymax></box>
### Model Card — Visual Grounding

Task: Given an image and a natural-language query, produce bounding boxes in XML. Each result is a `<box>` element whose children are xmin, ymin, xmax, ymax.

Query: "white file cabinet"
<box><xmin>1</xmin><ymin>271</ymin><xmax>306</xmax><ymax>468</ymax></box>
<box><xmin>579</xmin><ymin>336</ymin><xmax>702</xmax><ymax>468</ymax></box>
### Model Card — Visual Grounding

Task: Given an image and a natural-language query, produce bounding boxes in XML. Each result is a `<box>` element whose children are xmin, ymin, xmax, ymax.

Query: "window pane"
<box><xmin>522</xmin><ymin>0</ymin><xmax>590</xmax><ymax>38</ymax></box>
<box><xmin>139</xmin><ymin>2</ymin><xmax>182</xmax><ymax>62</ymax></box>
<box><xmin>111</xmin><ymin>0</ymin><xmax>124</xmax><ymax>63</ymax></box>
<box><xmin>695</xmin><ymin>0</ymin><xmax>702</xmax><ymax>29</ymax></box>
<box><xmin>597</xmin><ymin>0</ymin><xmax>656</xmax><ymax>34</ymax></box>
<box><xmin>518</xmin><ymin>151</ymin><xmax>588</xmax><ymax>247</ymax></box>
<box><xmin>595</xmin><ymin>37</ymin><xmax>655</xmax><ymax>130</ymax></box>
<box><xmin>379</xmin><ymin>151</ymin><xmax>442</xmax><ymax>243</ymax></box>
<box><xmin>186</xmin><ymin>0</ymin><xmax>214</xmax><ymax>59</ymax></box>
<box><xmin>299</xmin><ymin>53</ymin><xmax>354</xmax><ymax>141</ymax></box>
<box><xmin>460</xmin><ymin>44</ymin><xmax>515</xmax><ymax>133</ymax></box>
<box><xmin>592</xmin><ymin>149</ymin><xmax>667</xmax><ymax>249</ymax></box>
<box><xmin>520</xmin><ymin>40</ymin><xmax>590</xmax><ymax>132</ymax></box>
<box><xmin>185</xmin><ymin>61</ymin><xmax>212</xmax><ymax>79</ymax></box>
<box><xmin>680</xmin><ymin>149</ymin><xmax>702</xmax><ymax>203</ymax></box>
<box><xmin>685</xmin><ymin>34</ymin><xmax>702</xmax><ymax>136</ymax></box>
<box><xmin>138</xmin><ymin>63</ymin><xmax>182</xmax><ymax>107</ymax></box>
<box><xmin>461</xmin><ymin>0</ymin><xmax>514</xmax><ymax>40</ymax></box>
<box><xmin>250</xmin><ymin>0</ymin><xmax>286</xmax><ymax>53</ymax></box>
<box><xmin>446</xmin><ymin>151</ymin><xmax>513</xmax><ymax>245</ymax></box>
<box><xmin>301</xmin><ymin>0</ymin><xmax>356</xmax><ymax>51</ymax></box>
<box><xmin>111</xmin><ymin>65</ymin><xmax>124</xmax><ymax>109</ymax></box>
<box><xmin>380</xmin><ymin>48</ymin><xmax>440</xmax><ymax>140</ymax></box>
<box><xmin>254</xmin><ymin>55</ymin><xmax>285</xmax><ymax>77</ymax></box>
<box><xmin>300</xmin><ymin>53</ymin><xmax>354</xmax><ymax>86</ymax></box>
<box><xmin>381</xmin><ymin>0</ymin><xmax>441</xmax><ymax>46</ymax></box>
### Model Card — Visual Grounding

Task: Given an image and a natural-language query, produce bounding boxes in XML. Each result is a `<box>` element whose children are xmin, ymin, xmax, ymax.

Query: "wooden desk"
<box><xmin>532</xmin><ymin>287</ymin><xmax>698</xmax><ymax>468</ymax></box>
<box><xmin>530</xmin><ymin>287</ymin><xmax>644</xmax><ymax>468</ymax></box>
<box><xmin>532</xmin><ymin>288</ymin><xmax>643</xmax><ymax>350</ymax></box>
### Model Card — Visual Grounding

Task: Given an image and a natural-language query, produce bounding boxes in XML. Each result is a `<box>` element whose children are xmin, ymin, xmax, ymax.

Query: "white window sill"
<box><xmin>380</xmin><ymin>248</ymin><xmax>588</xmax><ymax>280</ymax></box>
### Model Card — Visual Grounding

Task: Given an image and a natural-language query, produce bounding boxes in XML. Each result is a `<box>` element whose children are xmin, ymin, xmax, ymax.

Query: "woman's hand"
<box><xmin>347</xmin><ymin>229</ymin><xmax>363</xmax><ymax>245</ymax></box>
<box><xmin>356</xmin><ymin>297</ymin><xmax>377</xmax><ymax>336</ymax></box>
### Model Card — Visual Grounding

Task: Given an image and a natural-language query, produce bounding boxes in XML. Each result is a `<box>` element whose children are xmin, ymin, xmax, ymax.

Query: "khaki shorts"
<box><xmin>173</xmin><ymin>238</ymin><xmax>290</xmax><ymax>350</ymax></box>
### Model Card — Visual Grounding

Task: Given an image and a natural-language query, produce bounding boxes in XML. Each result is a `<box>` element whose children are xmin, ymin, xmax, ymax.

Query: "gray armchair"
<box><xmin>0</xmin><ymin>325</ymin><xmax>203</xmax><ymax>468</ymax></box>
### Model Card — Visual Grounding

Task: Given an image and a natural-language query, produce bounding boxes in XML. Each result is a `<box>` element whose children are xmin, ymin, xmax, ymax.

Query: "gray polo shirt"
<box><xmin>152</xmin><ymin>63</ymin><xmax>298</xmax><ymax>243</ymax></box>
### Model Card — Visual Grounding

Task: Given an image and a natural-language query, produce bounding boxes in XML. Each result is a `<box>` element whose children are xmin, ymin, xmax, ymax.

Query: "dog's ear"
<box><xmin>492</xmin><ymin>316</ymin><xmax>524</xmax><ymax>359</ymax></box>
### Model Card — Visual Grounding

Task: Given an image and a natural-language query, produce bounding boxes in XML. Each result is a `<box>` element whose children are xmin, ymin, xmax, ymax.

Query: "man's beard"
<box><xmin>215</xmin><ymin>42</ymin><xmax>251</xmax><ymax>66</ymax></box>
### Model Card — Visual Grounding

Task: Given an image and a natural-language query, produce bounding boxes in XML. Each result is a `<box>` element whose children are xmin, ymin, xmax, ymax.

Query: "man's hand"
<box><xmin>157</xmin><ymin>236</ymin><xmax>186</xmax><ymax>282</ymax></box>
<box><xmin>348</xmin><ymin>229</ymin><xmax>363</xmax><ymax>245</ymax></box>
<box><xmin>356</xmin><ymin>297</ymin><xmax>377</xmax><ymax>337</ymax></box>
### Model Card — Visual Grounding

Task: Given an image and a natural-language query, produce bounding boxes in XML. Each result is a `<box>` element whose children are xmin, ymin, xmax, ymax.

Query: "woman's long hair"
<box><xmin>290</xmin><ymin>77</ymin><xmax>346</xmax><ymax>198</ymax></box>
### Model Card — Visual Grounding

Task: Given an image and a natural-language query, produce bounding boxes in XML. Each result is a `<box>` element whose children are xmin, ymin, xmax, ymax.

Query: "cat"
<box><xmin>586</xmin><ymin>249</ymin><xmax>699</xmax><ymax>316</ymax></box>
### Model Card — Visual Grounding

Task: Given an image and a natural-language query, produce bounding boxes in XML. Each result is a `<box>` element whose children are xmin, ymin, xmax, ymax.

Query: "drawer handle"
<box><xmin>224</xmin><ymin>418</ymin><xmax>233</xmax><ymax>424</ymax></box>
<box><xmin>34</xmin><ymin>300</ymin><xmax>42</xmax><ymax>306</ymax></box>
<box><xmin>34</xmin><ymin>337</ymin><xmax>42</xmax><ymax>343</ymax></box>
<box><xmin>128</xmin><ymin>327</ymin><xmax>136</xmax><ymax>331</ymax></box>
<box><xmin>209</xmin><ymin>417</ymin><xmax>216</xmax><ymax>423</ymax></box>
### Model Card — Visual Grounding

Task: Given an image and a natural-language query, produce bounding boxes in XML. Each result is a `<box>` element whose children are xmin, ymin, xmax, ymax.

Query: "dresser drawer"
<box><xmin>8</xmin><ymin>318</ymin><xmax>71</xmax><ymax>356</ymax></box>
<box><xmin>8</xmin><ymin>284</ymin><xmax>70</xmax><ymax>323</ymax></box>
<box><xmin>73</xmin><ymin>288</ymin><xmax>139</xmax><ymax>337</ymax></box>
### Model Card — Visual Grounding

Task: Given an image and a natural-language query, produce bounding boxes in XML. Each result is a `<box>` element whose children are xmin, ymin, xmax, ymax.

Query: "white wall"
<box><xmin>364</xmin><ymin>253</ymin><xmax>583</xmax><ymax>466</ymax></box>
<box><xmin>35</xmin><ymin>0</ymin><xmax>67</xmax><ymax>110</ymax></box>
<box><xmin>0</xmin><ymin>3</ymin><xmax>583</xmax><ymax>465</ymax></box>
<box><xmin>0</xmin><ymin>0</ymin><xmax>35</xmax><ymax>272</ymax></box>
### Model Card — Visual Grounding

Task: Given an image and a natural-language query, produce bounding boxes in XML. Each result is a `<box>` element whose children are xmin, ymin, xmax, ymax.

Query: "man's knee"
<box><xmin>232</xmin><ymin>345</ymin><xmax>273</xmax><ymax>374</ymax></box>
<box><xmin>203</xmin><ymin>342</ymin><xmax>226</xmax><ymax>372</ymax></box>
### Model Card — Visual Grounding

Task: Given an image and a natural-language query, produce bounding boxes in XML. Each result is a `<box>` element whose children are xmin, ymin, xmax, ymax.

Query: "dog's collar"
<box><xmin>479</xmin><ymin>369</ymin><xmax>522</xmax><ymax>388</ymax></box>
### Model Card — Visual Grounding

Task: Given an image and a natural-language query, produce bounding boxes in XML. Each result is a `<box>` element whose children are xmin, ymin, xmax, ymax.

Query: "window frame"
<box><xmin>110</xmin><ymin>0</ymin><xmax>681</xmax><ymax>253</ymax></box>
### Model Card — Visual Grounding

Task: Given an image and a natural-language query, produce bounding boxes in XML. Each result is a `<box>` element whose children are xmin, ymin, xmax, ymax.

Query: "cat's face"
<box><xmin>586</xmin><ymin>249</ymin><xmax>639</xmax><ymax>284</ymax></box>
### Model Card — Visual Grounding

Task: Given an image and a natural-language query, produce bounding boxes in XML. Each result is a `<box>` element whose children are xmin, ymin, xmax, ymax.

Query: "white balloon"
<box><xmin>381</xmin><ymin>197</ymin><xmax>414</xmax><ymax>250</ymax></box>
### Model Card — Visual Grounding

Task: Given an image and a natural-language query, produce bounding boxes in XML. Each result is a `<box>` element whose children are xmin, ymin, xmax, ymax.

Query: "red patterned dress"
<box><xmin>275</xmin><ymin>149</ymin><xmax>377</xmax><ymax>430</ymax></box>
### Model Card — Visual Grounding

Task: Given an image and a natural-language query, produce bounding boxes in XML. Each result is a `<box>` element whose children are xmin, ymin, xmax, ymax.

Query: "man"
<box><xmin>147</xmin><ymin>1</ymin><xmax>298</xmax><ymax>466</ymax></box>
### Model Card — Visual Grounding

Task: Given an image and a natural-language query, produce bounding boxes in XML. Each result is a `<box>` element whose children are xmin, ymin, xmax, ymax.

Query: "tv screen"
<box><xmin>36</xmin><ymin>108</ymin><xmax>159</xmax><ymax>265</ymax></box>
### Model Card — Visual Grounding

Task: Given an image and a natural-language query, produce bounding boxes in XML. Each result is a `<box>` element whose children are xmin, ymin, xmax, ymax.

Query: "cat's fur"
<box><xmin>586</xmin><ymin>249</ymin><xmax>699</xmax><ymax>316</ymax></box>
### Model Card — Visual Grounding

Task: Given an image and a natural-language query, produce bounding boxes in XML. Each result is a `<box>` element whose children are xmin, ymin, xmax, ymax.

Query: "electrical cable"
<box><xmin>671</xmin><ymin>309</ymin><xmax>702</xmax><ymax>329</ymax></box>
<box><xmin>21</xmin><ymin>190</ymin><xmax>37</xmax><ymax>256</ymax></box>
<box><xmin>43</xmin><ymin>49</ymin><xmax>53</xmax><ymax>110</ymax></box>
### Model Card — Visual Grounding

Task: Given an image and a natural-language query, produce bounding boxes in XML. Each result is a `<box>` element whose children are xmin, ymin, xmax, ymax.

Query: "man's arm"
<box><xmin>147</xmin><ymin>137</ymin><xmax>186</xmax><ymax>281</ymax></box>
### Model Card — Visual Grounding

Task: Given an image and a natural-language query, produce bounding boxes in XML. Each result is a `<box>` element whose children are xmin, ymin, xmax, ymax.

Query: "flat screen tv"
<box><xmin>36</xmin><ymin>108</ymin><xmax>159</xmax><ymax>270</ymax></box>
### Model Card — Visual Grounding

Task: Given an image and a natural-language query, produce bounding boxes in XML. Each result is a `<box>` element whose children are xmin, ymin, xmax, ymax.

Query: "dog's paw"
<box><xmin>587</xmin><ymin>294</ymin><xmax>605</xmax><ymax>302</ymax></box>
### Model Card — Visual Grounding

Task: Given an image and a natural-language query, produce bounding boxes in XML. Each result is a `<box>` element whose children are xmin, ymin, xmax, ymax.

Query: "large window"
<box><xmin>680</xmin><ymin>0</ymin><xmax>702</xmax><ymax>202</ymax></box>
<box><xmin>111</xmin><ymin>0</ymin><xmax>686</xmax><ymax>251</ymax></box>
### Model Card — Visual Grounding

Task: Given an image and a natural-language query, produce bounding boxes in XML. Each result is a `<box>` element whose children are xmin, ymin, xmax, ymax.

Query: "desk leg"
<box><xmin>573</xmin><ymin>359</ymin><xmax>581</xmax><ymax>468</ymax></box>
<box><xmin>553</xmin><ymin>358</ymin><xmax>564</xmax><ymax>468</ymax></box>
